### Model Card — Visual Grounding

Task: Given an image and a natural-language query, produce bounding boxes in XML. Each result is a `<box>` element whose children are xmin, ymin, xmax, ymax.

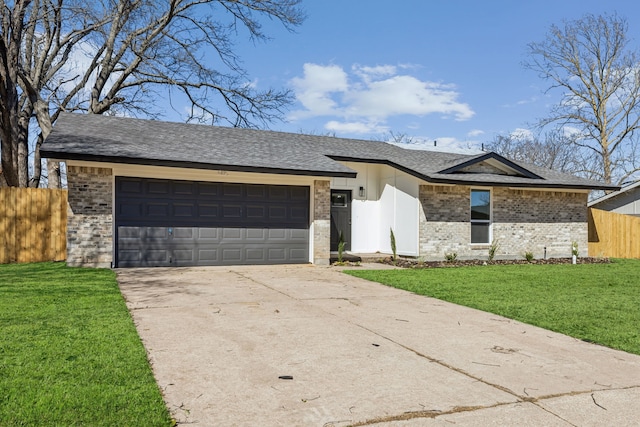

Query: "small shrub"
<box><xmin>444</xmin><ymin>252</ymin><xmax>458</xmax><ymax>263</ymax></box>
<box><xmin>572</xmin><ymin>241</ymin><xmax>579</xmax><ymax>257</ymax></box>
<box><xmin>337</xmin><ymin>231</ymin><xmax>345</xmax><ymax>263</ymax></box>
<box><xmin>524</xmin><ymin>251</ymin><xmax>534</xmax><ymax>262</ymax></box>
<box><xmin>488</xmin><ymin>239</ymin><xmax>499</xmax><ymax>262</ymax></box>
<box><xmin>390</xmin><ymin>228</ymin><xmax>397</xmax><ymax>264</ymax></box>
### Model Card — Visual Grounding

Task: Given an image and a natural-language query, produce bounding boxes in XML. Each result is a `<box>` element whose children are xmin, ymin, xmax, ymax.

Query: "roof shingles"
<box><xmin>41</xmin><ymin>113</ymin><xmax>616</xmax><ymax>190</ymax></box>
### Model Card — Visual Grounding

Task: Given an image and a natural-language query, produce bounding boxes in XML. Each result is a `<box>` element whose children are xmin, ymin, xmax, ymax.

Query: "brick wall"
<box><xmin>419</xmin><ymin>185</ymin><xmax>588</xmax><ymax>261</ymax></box>
<box><xmin>67</xmin><ymin>166</ymin><xmax>113</xmax><ymax>267</ymax></box>
<box><xmin>313</xmin><ymin>180</ymin><xmax>331</xmax><ymax>265</ymax></box>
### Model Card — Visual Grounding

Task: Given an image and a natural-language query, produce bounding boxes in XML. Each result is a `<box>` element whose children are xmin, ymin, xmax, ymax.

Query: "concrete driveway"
<box><xmin>117</xmin><ymin>265</ymin><xmax>640</xmax><ymax>426</ymax></box>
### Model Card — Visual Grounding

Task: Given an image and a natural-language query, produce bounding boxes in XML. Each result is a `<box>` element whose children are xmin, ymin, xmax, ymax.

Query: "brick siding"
<box><xmin>313</xmin><ymin>180</ymin><xmax>331</xmax><ymax>265</ymax></box>
<box><xmin>67</xmin><ymin>166</ymin><xmax>113</xmax><ymax>267</ymax></box>
<box><xmin>419</xmin><ymin>185</ymin><xmax>588</xmax><ymax>261</ymax></box>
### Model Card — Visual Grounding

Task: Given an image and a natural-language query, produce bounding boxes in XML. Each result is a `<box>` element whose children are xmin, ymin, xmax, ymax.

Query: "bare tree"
<box><xmin>0</xmin><ymin>0</ymin><xmax>304</xmax><ymax>188</ymax></box>
<box><xmin>485</xmin><ymin>130</ymin><xmax>599</xmax><ymax>179</ymax></box>
<box><xmin>377</xmin><ymin>130</ymin><xmax>415</xmax><ymax>145</ymax></box>
<box><xmin>525</xmin><ymin>13</ymin><xmax>640</xmax><ymax>185</ymax></box>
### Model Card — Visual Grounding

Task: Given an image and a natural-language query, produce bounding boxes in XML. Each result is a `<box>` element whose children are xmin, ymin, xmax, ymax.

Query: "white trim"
<box><xmin>66</xmin><ymin>160</ymin><xmax>321</xmax><ymax>186</ymax></box>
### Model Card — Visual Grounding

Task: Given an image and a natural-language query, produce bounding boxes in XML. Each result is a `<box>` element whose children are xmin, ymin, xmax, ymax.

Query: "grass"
<box><xmin>346</xmin><ymin>259</ymin><xmax>640</xmax><ymax>355</ymax></box>
<box><xmin>0</xmin><ymin>262</ymin><xmax>173</xmax><ymax>426</ymax></box>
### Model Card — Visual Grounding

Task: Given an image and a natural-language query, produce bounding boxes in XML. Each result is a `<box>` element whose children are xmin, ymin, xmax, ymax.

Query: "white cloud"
<box><xmin>325</xmin><ymin>120</ymin><xmax>388</xmax><ymax>134</ymax></box>
<box><xmin>467</xmin><ymin>129</ymin><xmax>485</xmax><ymax>137</ymax></box>
<box><xmin>389</xmin><ymin>136</ymin><xmax>482</xmax><ymax>155</ymax></box>
<box><xmin>346</xmin><ymin>76</ymin><xmax>474</xmax><ymax>120</ymax></box>
<box><xmin>289</xmin><ymin>63</ymin><xmax>348</xmax><ymax>119</ymax></box>
<box><xmin>288</xmin><ymin>62</ymin><xmax>474</xmax><ymax>134</ymax></box>
<box><xmin>352</xmin><ymin>64</ymin><xmax>397</xmax><ymax>83</ymax></box>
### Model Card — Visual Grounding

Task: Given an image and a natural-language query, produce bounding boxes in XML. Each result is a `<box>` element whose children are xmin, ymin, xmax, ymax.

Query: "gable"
<box><xmin>438</xmin><ymin>152</ymin><xmax>543</xmax><ymax>180</ymax></box>
<box><xmin>458</xmin><ymin>160</ymin><xmax>520</xmax><ymax>176</ymax></box>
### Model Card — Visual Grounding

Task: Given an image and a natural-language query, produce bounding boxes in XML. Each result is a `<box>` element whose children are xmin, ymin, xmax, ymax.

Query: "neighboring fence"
<box><xmin>588</xmin><ymin>208</ymin><xmax>640</xmax><ymax>258</ymax></box>
<box><xmin>0</xmin><ymin>187</ymin><xmax>67</xmax><ymax>264</ymax></box>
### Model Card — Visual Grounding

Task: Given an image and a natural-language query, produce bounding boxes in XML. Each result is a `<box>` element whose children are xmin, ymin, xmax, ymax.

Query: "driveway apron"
<box><xmin>116</xmin><ymin>265</ymin><xmax>640</xmax><ymax>426</ymax></box>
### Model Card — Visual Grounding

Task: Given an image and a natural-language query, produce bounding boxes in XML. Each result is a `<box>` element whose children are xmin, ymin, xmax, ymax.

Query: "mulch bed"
<box><xmin>379</xmin><ymin>257</ymin><xmax>611</xmax><ymax>269</ymax></box>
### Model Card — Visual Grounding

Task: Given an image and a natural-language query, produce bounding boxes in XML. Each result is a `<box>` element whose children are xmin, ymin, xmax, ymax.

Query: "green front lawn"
<box><xmin>346</xmin><ymin>259</ymin><xmax>640</xmax><ymax>355</ymax></box>
<box><xmin>0</xmin><ymin>262</ymin><xmax>173</xmax><ymax>426</ymax></box>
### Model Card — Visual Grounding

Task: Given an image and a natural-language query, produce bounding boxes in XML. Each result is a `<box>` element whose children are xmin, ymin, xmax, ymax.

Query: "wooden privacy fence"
<box><xmin>0</xmin><ymin>187</ymin><xmax>67</xmax><ymax>264</ymax></box>
<box><xmin>588</xmin><ymin>208</ymin><xmax>640</xmax><ymax>258</ymax></box>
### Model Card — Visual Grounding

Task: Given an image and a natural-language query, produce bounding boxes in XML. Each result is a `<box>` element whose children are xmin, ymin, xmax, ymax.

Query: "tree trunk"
<box><xmin>46</xmin><ymin>159</ymin><xmax>62</xmax><ymax>188</ymax></box>
<box><xmin>31</xmin><ymin>100</ymin><xmax>61</xmax><ymax>188</ymax></box>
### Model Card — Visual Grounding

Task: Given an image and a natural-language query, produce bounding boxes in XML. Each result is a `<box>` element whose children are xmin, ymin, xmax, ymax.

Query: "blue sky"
<box><xmin>179</xmin><ymin>0</ymin><xmax>640</xmax><ymax>153</ymax></box>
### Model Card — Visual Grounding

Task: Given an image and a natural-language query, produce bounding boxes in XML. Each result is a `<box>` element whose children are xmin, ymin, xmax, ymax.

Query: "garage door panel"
<box><xmin>290</xmin><ymin>228</ymin><xmax>309</xmax><ymax>240</ymax></box>
<box><xmin>172</xmin><ymin>227</ymin><xmax>194</xmax><ymax>239</ymax></box>
<box><xmin>246</xmin><ymin>248</ymin><xmax>267</xmax><ymax>261</ymax></box>
<box><xmin>199</xmin><ymin>182</ymin><xmax>219</xmax><ymax>196</ymax></box>
<box><xmin>246</xmin><ymin>184</ymin><xmax>267</xmax><ymax>199</ymax></box>
<box><xmin>267</xmin><ymin>248</ymin><xmax>286</xmax><ymax>261</ymax></box>
<box><xmin>222</xmin><ymin>205</ymin><xmax>243</xmax><ymax>219</ymax></box>
<box><xmin>145</xmin><ymin>227</ymin><xmax>170</xmax><ymax>239</ymax></box>
<box><xmin>148</xmin><ymin>180</ymin><xmax>171</xmax><ymax>195</ymax></box>
<box><xmin>146</xmin><ymin>203</ymin><xmax>170</xmax><ymax>217</ymax></box>
<box><xmin>117</xmin><ymin>178</ymin><xmax>142</xmax><ymax>194</ymax></box>
<box><xmin>268</xmin><ymin>205</ymin><xmax>287</xmax><ymax>220</ymax></box>
<box><xmin>222</xmin><ymin>228</ymin><xmax>243</xmax><ymax>240</ymax></box>
<box><xmin>222</xmin><ymin>248</ymin><xmax>243</xmax><ymax>262</ymax></box>
<box><xmin>173</xmin><ymin>249</ymin><xmax>195</xmax><ymax>263</ymax></box>
<box><xmin>173</xmin><ymin>203</ymin><xmax>196</xmax><ymax>217</ymax></box>
<box><xmin>173</xmin><ymin>181</ymin><xmax>196</xmax><ymax>195</ymax></box>
<box><xmin>290</xmin><ymin>186</ymin><xmax>309</xmax><ymax>201</ymax></box>
<box><xmin>246</xmin><ymin>205</ymin><xmax>267</xmax><ymax>219</ymax></box>
<box><xmin>117</xmin><ymin>202</ymin><xmax>142</xmax><ymax>218</ymax></box>
<box><xmin>198</xmin><ymin>249</ymin><xmax>218</xmax><ymax>263</ymax></box>
<box><xmin>268</xmin><ymin>186</ymin><xmax>288</xmax><ymax>200</ymax></box>
<box><xmin>223</xmin><ymin>183</ymin><xmax>243</xmax><ymax>197</ymax></box>
<box><xmin>290</xmin><ymin>206</ymin><xmax>309</xmax><ymax>222</ymax></box>
<box><xmin>246</xmin><ymin>228</ymin><xmax>267</xmax><ymax>240</ymax></box>
<box><xmin>115</xmin><ymin>177</ymin><xmax>310</xmax><ymax>267</ymax></box>
<box><xmin>198</xmin><ymin>228</ymin><xmax>220</xmax><ymax>239</ymax></box>
<box><xmin>289</xmin><ymin>248</ymin><xmax>308</xmax><ymax>262</ymax></box>
<box><xmin>267</xmin><ymin>229</ymin><xmax>286</xmax><ymax>239</ymax></box>
<box><xmin>198</xmin><ymin>203</ymin><xmax>219</xmax><ymax>218</ymax></box>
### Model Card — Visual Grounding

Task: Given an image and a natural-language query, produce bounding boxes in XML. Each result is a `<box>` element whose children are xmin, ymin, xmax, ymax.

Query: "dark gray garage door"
<box><xmin>115</xmin><ymin>177</ymin><xmax>310</xmax><ymax>267</ymax></box>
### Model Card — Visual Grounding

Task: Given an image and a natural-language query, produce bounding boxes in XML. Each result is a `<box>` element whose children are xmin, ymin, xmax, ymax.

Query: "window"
<box><xmin>331</xmin><ymin>192</ymin><xmax>347</xmax><ymax>207</ymax></box>
<box><xmin>470</xmin><ymin>189</ymin><xmax>491</xmax><ymax>244</ymax></box>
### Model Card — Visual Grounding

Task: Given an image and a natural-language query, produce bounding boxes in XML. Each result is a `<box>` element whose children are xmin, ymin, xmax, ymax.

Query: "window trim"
<box><xmin>470</xmin><ymin>188</ymin><xmax>492</xmax><ymax>245</ymax></box>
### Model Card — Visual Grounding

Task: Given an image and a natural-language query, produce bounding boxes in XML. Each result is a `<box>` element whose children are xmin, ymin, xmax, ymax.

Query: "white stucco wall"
<box><xmin>331</xmin><ymin>162</ymin><xmax>419</xmax><ymax>256</ymax></box>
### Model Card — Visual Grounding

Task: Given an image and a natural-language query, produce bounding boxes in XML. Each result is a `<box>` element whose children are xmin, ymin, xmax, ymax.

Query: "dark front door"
<box><xmin>330</xmin><ymin>190</ymin><xmax>352</xmax><ymax>251</ymax></box>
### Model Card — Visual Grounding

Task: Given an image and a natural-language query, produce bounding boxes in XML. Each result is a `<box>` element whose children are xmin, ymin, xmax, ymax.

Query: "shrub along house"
<box><xmin>41</xmin><ymin>113</ymin><xmax>616</xmax><ymax>268</ymax></box>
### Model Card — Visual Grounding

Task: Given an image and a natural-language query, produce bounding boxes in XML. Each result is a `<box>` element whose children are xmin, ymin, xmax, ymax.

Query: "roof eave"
<box><xmin>40</xmin><ymin>150</ymin><xmax>357</xmax><ymax>179</ymax></box>
<box><xmin>423</xmin><ymin>175</ymin><xmax>618</xmax><ymax>191</ymax></box>
<box><xmin>588</xmin><ymin>180</ymin><xmax>640</xmax><ymax>206</ymax></box>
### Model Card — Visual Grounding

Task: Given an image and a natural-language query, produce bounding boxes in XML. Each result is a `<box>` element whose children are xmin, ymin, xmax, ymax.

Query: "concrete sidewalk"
<box><xmin>117</xmin><ymin>264</ymin><xmax>640</xmax><ymax>426</ymax></box>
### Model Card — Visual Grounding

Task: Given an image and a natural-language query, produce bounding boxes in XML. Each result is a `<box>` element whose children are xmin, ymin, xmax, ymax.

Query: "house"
<box><xmin>588</xmin><ymin>180</ymin><xmax>640</xmax><ymax>217</ymax></box>
<box><xmin>40</xmin><ymin>113</ymin><xmax>617</xmax><ymax>268</ymax></box>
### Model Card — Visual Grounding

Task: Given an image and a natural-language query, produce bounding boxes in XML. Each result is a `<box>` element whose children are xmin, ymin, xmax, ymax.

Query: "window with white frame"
<box><xmin>470</xmin><ymin>189</ymin><xmax>491</xmax><ymax>244</ymax></box>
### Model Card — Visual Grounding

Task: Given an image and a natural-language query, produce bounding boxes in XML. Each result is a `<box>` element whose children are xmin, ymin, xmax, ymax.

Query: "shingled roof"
<box><xmin>41</xmin><ymin>113</ymin><xmax>616</xmax><ymax>191</ymax></box>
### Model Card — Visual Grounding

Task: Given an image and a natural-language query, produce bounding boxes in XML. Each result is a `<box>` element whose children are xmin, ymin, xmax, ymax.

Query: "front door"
<box><xmin>330</xmin><ymin>190</ymin><xmax>352</xmax><ymax>251</ymax></box>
